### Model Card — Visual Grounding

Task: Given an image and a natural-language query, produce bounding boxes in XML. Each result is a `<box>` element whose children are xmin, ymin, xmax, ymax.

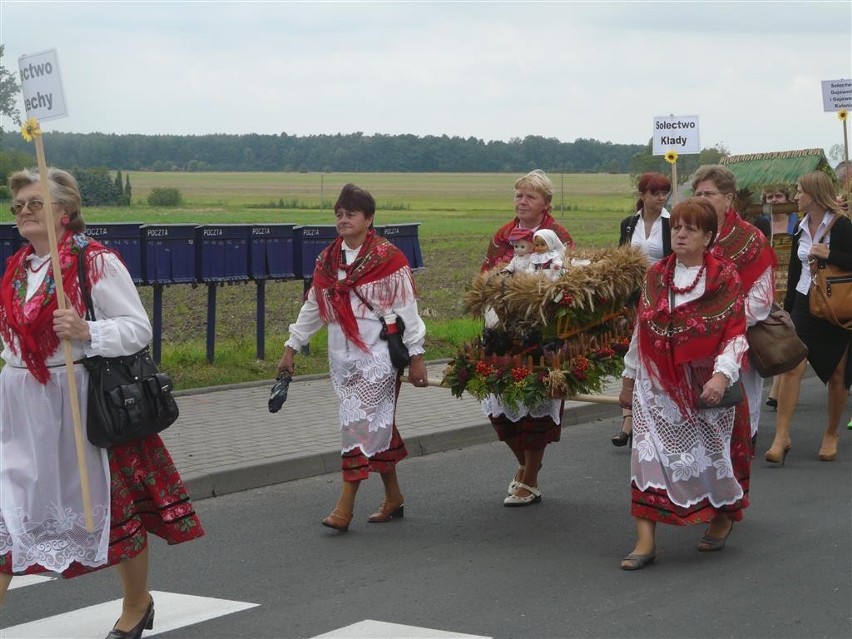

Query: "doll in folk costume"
<box><xmin>529</xmin><ymin>229</ymin><xmax>566</xmax><ymax>280</ymax></box>
<box><xmin>501</xmin><ymin>227</ymin><xmax>536</xmax><ymax>274</ymax></box>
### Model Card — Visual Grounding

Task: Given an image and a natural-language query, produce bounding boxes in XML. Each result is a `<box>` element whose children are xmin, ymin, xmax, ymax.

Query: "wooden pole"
<box><xmin>407</xmin><ymin>377</ymin><xmax>621</xmax><ymax>405</ymax></box>
<box><xmin>671</xmin><ymin>161</ymin><xmax>679</xmax><ymax>205</ymax></box>
<box><xmin>843</xmin><ymin>118</ymin><xmax>850</xmax><ymax>208</ymax></box>
<box><xmin>33</xmin><ymin>134</ymin><xmax>94</xmax><ymax>532</ymax></box>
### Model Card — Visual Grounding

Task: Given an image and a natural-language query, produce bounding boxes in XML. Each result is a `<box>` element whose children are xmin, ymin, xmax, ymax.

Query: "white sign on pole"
<box><xmin>821</xmin><ymin>78</ymin><xmax>852</xmax><ymax>111</ymax></box>
<box><xmin>18</xmin><ymin>49</ymin><xmax>68</xmax><ymax>122</ymax></box>
<box><xmin>652</xmin><ymin>115</ymin><xmax>700</xmax><ymax>155</ymax></box>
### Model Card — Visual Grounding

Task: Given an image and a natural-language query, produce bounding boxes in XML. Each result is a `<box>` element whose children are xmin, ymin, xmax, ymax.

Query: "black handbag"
<box><xmin>78</xmin><ymin>247</ymin><xmax>179</xmax><ymax>448</ymax></box>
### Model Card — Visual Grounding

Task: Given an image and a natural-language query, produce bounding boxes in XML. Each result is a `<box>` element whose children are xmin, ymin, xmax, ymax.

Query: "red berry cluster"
<box><xmin>511</xmin><ymin>366</ymin><xmax>531</xmax><ymax>382</ymax></box>
<box><xmin>475</xmin><ymin>361</ymin><xmax>496</xmax><ymax>377</ymax></box>
<box><xmin>558</xmin><ymin>294</ymin><xmax>574</xmax><ymax>307</ymax></box>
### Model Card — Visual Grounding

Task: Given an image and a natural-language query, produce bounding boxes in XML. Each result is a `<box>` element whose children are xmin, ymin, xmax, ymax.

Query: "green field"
<box><xmin>81</xmin><ymin>171</ymin><xmax>638</xmax><ymax>388</ymax></box>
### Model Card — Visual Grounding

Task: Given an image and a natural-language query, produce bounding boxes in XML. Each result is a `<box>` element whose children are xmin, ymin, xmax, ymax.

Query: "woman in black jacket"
<box><xmin>765</xmin><ymin>171</ymin><xmax>852</xmax><ymax>464</ymax></box>
<box><xmin>612</xmin><ymin>173</ymin><xmax>674</xmax><ymax>446</ymax></box>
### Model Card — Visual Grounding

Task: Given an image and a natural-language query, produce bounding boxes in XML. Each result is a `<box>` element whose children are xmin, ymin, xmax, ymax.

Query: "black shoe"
<box><xmin>765</xmin><ymin>397</ymin><xmax>778</xmax><ymax>409</ymax></box>
<box><xmin>611</xmin><ymin>415</ymin><xmax>633</xmax><ymax>447</ymax></box>
<box><xmin>105</xmin><ymin>596</ymin><xmax>154</xmax><ymax>639</ymax></box>
<box><xmin>611</xmin><ymin>431</ymin><xmax>632</xmax><ymax>447</ymax></box>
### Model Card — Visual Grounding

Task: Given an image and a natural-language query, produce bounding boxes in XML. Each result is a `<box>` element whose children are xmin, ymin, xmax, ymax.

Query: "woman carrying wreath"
<box><xmin>618</xmin><ymin>198</ymin><xmax>750</xmax><ymax>570</ymax></box>
<box><xmin>480</xmin><ymin>169</ymin><xmax>574</xmax><ymax>273</ymax></box>
<box><xmin>479</xmin><ymin>170</ymin><xmax>574</xmax><ymax>507</ymax></box>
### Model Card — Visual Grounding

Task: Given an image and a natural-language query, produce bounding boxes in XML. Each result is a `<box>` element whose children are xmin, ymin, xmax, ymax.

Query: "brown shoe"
<box><xmin>367</xmin><ymin>501</ymin><xmax>404</xmax><ymax>523</ymax></box>
<box><xmin>321</xmin><ymin>509</ymin><xmax>353</xmax><ymax>532</ymax></box>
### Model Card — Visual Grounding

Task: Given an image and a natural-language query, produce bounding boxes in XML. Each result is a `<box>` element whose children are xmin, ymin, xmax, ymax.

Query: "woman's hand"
<box><xmin>407</xmin><ymin>355</ymin><xmax>428</xmax><ymax>388</ymax></box>
<box><xmin>809</xmin><ymin>242</ymin><xmax>830</xmax><ymax>260</ymax></box>
<box><xmin>278</xmin><ymin>347</ymin><xmax>296</xmax><ymax>376</ymax></box>
<box><xmin>701</xmin><ymin>372</ymin><xmax>730</xmax><ymax>406</ymax></box>
<box><xmin>619</xmin><ymin>379</ymin><xmax>635</xmax><ymax>410</ymax></box>
<box><xmin>52</xmin><ymin>303</ymin><xmax>90</xmax><ymax>342</ymax></box>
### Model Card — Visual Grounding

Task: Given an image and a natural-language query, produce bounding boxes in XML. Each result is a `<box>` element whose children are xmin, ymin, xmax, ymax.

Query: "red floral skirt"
<box><xmin>630</xmin><ymin>402</ymin><xmax>751</xmax><ymax>526</ymax></box>
<box><xmin>1</xmin><ymin>434</ymin><xmax>204</xmax><ymax>578</ymax></box>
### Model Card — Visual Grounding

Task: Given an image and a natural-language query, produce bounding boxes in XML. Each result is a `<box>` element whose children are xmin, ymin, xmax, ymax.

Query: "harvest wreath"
<box><xmin>442</xmin><ymin>246</ymin><xmax>648</xmax><ymax>406</ymax></box>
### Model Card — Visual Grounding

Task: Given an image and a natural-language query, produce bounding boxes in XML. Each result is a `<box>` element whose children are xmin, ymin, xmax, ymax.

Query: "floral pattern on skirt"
<box><xmin>0</xmin><ymin>434</ymin><xmax>204</xmax><ymax>578</ymax></box>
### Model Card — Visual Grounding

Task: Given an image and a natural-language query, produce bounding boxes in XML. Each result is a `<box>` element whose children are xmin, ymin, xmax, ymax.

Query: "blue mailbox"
<box><xmin>85</xmin><ymin>223</ymin><xmax>143</xmax><ymax>284</ymax></box>
<box><xmin>377</xmin><ymin>223</ymin><xmax>424</xmax><ymax>270</ymax></box>
<box><xmin>195</xmin><ymin>225</ymin><xmax>251</xmax><ymax>282</ymax></box>
<box><xmin>293</xmin><ymin>225</ymin><xmax>338</xmax><ymax>279</ymax></box>
<box><xmin>0</xmin><ymin>225</ymin><xmax>23</xmax><ymax>278</ymax></box>
<box><xmin>250</xmin><ymin>224</ymin><xmax>295</xmax><ymax>280</ymax></box>
<box><xmin>141</xmin><ymin>224</ymin><xmax>198</xmax><ymax>285</ymax></box>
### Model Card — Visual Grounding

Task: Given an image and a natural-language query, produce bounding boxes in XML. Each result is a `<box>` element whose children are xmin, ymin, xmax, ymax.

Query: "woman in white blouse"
<box><xmin>0</xmin><ymin>168</ymin><xmax>204</xmax><ymax>639</ymax></box>
<box><xmin>612</xmin><ymin>173</ymin><xmax>673</xmax><ymax>446</ymax></box>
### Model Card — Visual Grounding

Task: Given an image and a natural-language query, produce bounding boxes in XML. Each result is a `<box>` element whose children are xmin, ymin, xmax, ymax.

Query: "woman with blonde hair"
<box><xmin>765</xmin><ymin>171</ymin><xmax>852</xmax><ymax>464</ymax></box>
<box><xmin>480</xmin><ymin>170</ymin><xmax>575</xmax><ymax>505</ymax></box>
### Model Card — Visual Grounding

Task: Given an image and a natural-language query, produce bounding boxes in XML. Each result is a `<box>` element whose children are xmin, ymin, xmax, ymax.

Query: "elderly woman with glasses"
<box><xmin>691</xmin><ymin>165</ymin><xmax>776</xmax><ymax>454</ymax></box>
<box><xmin>0</xmin><ymin>168</ymin><xmax>204</xmax><ymax>639</ymax></box>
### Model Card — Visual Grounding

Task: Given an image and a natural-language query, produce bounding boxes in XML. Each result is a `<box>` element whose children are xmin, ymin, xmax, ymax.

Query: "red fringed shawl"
<box><xmin>481</xmin><ymin>213</ymin><xmax>574</xmax><ymax>272</ymax></box>
<box><xmin>312</xmin><ymin>229</ymin><xmax>414</xmax><ymax>352</ymax></box>
<box><xmin>712</xmin><ymin>208</ymin><xmax>776</xmax><ymax>291</ymax></box>
<box><xmin>637</xmin><ymin>252</ymin><xmax>746</xmax><ymax>417</ymax></box>
<box><xmin>0</xmin><ymin>232</ymin><xmax>111</xmax><ymax>384</ymax></box>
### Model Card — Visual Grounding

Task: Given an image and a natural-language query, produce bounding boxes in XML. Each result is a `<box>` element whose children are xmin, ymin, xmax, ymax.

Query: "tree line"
<box><xmin>2</xmin><ymin>131</ymin><xmax>653</xmax><ymax>174</ymax></box>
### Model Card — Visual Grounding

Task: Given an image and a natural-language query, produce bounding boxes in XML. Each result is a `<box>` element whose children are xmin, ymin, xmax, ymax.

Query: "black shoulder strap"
<box><xmin>76</xmin><ymin>244</ymin><xmax>96</xmax><ymax>321</ymax></box>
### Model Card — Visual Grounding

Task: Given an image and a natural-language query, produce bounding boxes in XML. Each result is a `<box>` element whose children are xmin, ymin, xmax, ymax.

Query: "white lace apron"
<box><xmin>330</xmin><ymin>342</ymin><xmax>398</xmax><ymax>458</ymax></box>
<box><xmin>0</xmin><ymin>365</ymin><xmax>111</xmax><ymax>573</ymax></box>
<box><xmin>630</xmin><ymin>364</ymin><xmax>743</xmax><ymax>509</ymax></box>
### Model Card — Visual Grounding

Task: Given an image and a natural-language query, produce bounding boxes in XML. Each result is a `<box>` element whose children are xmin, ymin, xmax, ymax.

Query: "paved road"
<box><xmin>2</xmin><ymin>373</ymin><xmax>849</xmax><ymax>639</ymax></box>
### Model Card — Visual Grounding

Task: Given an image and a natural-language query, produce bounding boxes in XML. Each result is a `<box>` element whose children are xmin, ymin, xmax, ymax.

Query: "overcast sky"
<box><xmin>1</xmin><ymin>1</ymin><xmax>850</xmax><ymax>161</ymax></box>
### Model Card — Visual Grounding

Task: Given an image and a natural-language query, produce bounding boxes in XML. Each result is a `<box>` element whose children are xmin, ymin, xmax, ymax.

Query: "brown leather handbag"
<box><xmin>808</xmin><ymin>217</ymin><xmax>852</xmax><ymax>331</ymax></box>
<box><xmin>747</xmin><ymin>304</ymin><xmax>809</xmax><ymax>377</ymax></box>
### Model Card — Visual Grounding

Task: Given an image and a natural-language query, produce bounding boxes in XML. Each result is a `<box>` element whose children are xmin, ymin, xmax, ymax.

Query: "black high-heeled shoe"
<box><xmin>765</xmin><ymin>397</ymin><xmax>778</xmax><ymax>409</ymax></box>
<box><xmin>105</xmin><ymin>596</ymin><xmax>154</xmax><ymax>639</ymax></box>
<box><xmin>611</xmin><ymin>415</ymin><xmax>633</xmax><ymax>447</ymax></box>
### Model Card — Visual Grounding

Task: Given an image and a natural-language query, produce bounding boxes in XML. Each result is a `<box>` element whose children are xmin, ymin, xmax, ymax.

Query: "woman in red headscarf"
<box><xmin>279</xmin><ymin>184</ymin><xmax>428</xmax><ymax>533</ymax></box>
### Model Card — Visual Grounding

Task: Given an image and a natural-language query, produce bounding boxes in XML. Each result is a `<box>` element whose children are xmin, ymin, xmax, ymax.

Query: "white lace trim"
<box><xmin>482</xmin><ymin>395</ymin><xmax>562</xmax><ymax>424</ymax></box>
<box><xmin>630</xmin><ymin>368</ymin><xmax>743</xmax><ymax>509</ymax></box>
<box><xmin>331</xmin><ymin>350</ymin><xmax>398</xmax><ymax>457</ymax></box>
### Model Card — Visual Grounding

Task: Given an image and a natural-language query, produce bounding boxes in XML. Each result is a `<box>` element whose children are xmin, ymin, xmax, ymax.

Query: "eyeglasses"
<box><xmin>694</xmin><ymin>190</ymin><xmax>723</xmax><ymax>198</ymax></box>
<box><xmin>9</xmin><ymin>199</ymin><xmax>60</xmax><ymax>216</ymax></box>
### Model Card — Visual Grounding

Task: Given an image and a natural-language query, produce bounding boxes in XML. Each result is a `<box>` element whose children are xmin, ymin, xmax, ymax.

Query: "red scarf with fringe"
<box><xmin>712</xmin><ymin>208</ymin><xmax>776</xmax><ymax>291</ymax></box>
<box><xmin>0</xmin><ymin>232</ymin><xmax>110</xmax><ymax>384</ymax></box>
<box><xmin>637</xmin><ymin>252</ymin><xmax>746</xmax><ymax>417</ymax></box>
<box><xmin>312</xmin><ymin>229</ymin><xmax>413</xmax><ymax>352</ymax></box>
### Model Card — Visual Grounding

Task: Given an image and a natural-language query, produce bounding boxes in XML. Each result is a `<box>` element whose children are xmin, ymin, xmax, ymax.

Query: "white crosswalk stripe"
<box><xmin>8</xmin><ymin>575</ymin><xmax>56</xmax><ymax>590</ymax></box>
<box><xmin>1</xmin><ymin>590</ymin><xmax>259</xmax><ymax>639</ymax></box>
<box><xmin>311</xmin><ymin>620</ymin><xmax>491</xmax><ymax>639</ymax></box>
